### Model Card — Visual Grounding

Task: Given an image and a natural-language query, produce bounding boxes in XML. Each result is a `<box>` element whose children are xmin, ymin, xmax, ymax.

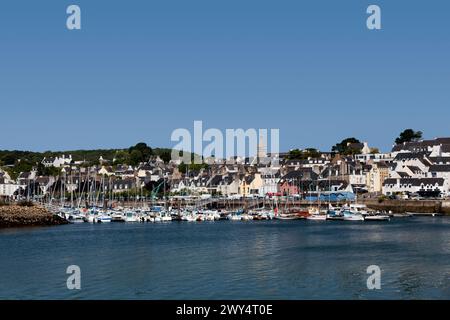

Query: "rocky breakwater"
<box><xmin>0</xmin><ymin>203</ymin><xmax>69</xmax><ymax>228</ymax></box>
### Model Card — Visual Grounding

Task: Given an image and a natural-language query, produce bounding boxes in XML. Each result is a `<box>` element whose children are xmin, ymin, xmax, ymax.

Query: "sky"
<box><xmin>0</xmin><ymin>0</ymin><xmax>449</xmax><ymax>153</ymax></box>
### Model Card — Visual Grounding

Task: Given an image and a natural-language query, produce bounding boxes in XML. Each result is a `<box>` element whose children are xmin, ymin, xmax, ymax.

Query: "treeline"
<box><xmin>0</xmin><ymin>143</ymin><xmax>174</xmax><ymax>180</ymax></box>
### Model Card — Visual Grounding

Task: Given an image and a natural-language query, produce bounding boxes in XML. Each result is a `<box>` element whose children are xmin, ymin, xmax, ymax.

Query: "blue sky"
<box><xmin>0</xmin><ymin>0</ymin><xmax>449</xmax><ymax>153</ymax></box>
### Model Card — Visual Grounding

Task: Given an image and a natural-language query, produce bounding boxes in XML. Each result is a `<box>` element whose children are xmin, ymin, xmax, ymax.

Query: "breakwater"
<box><xmin>0</xmin><ymin>204</ymin><xmax>68</xmax><ymax>228</ymax></box>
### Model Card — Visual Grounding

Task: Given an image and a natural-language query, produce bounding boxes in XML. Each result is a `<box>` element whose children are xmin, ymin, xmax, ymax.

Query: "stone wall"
<box><xmin>360</xmin><ymin>199</ymin><xmax>448</xmax><ymax>214</ymax></box>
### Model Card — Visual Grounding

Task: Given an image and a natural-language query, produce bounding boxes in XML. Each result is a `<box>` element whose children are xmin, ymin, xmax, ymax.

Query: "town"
<box><xmin>1</xmin><ymin>129</ymin><xmax>450</xmax><ymax>223</ymax></box>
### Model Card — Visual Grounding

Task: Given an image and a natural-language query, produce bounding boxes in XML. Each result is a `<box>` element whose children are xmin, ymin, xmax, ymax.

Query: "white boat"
<box><xmin>84</xmin><ymin>214</ymin><xmax>97</xmax><ymax>223</ymax></box>
<box><xmin>196</xmin><ymin>214</ymin><xmax>206</xmax><ymax>221</ymax></box>
<box><xmin>274</xmin><ymin>213</ymin><xmax>300</xmax><ymax>220</ymax></box>
<box><xmin>69</xmin><ymin>214</ymin><xmax>86</xmax><ymax>223</ymax></box>
<box><xmin>364</xmin><ymin>214</ymin><xmax>390</xmax><ymax>221</ymax></box>
<box><xmin>96</xmin><ymin>215</ymin><xmax>112</xmax><ymax>223</ymax></box>
<box><xmin>161</xmin><ymin>215</ymin><xmax>172</xmax><ymax>222</ymax></box>
<box><xmin>111</xmin><ymin>212</ymin><xmax>126</xmax><ymax>222</ymax></box>
<box><xmin>348</xmin><ymin>204</ymin><xmax>369</xmax><ymax>215</ymax></box>
<box><xmin>228</xmin><ymin>214</ymin><xmax>242</xmax><ymax>221</ymax></box>
<box><xmin>306</xmin><ymin>214</ymin><xmax>327</xmax><ymax>221</ymax></box>
<box><xmin>306</xmin><ymin>207</ymin><xmax>327</xmax><ymax>221</ymax></box>
<box><xmin>241</xmin><ymin>214</ymin><xmax>253</xmax><ymax>221</ymax></box>
<box><xmin>343</xmin><ymin>211</ymin><xmax>364</xmax><ymax>221</ymax></box>
<box><xmin>186</xmin><ymin>215</ymin><xmax>197</xmax><ymax>222</ymax></box>
<box><xmin>125</xmin><ymin>211</ymin><xmax>139</xmax><ymax>222</ymax></box>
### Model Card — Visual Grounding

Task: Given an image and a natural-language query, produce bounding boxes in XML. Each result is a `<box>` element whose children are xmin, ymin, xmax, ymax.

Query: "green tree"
<box><xmin>287</xmin><ymin>149</ymin><xmax>303</xmax><ymax>160</ymax></box>
<box><xmin>332</xmin><ymin>138</ymin><xmax>361</xmax><ymax>155</ymax></box>
<box><xmin>129</xmin><ymin>142</ymin><xmax>153</xmax><ymax>162</ymax></box>
<box><xmin>159</xmin><ymin>151</ymin><xmax>172</xmax><ymax>163</ymax></box>
<box><xmin>129</xmin><ymin>149</ymin><xmax>143</xmax><ymax>166</ymax></box>
<box><xmin>304</xmin><ymin>148</ymin><xmax>321</xmax><ymax>158</ymax></box>
<box><xmin>178</xmin><ymin>162</ymin><xmax>208</xmax><ymax>174</ymax></box>
<box><xmin>395</xmin><ymin>129</ymin><xmax>423</xmax><ymax>145</ymax></box>
<box><xmin>287</xmin><ymin>148</ymin><xmax>321</xmax><ymax>160</ymax></box>
<box><xmin>113</xmin><ymin>150</ymin><xmax>130</xmax><ymax>165</ymax></box>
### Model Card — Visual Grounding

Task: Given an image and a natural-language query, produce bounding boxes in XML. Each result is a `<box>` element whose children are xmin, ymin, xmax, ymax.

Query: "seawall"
<box><xmin>360</xmin><ymin>199</ymin><xmax>450</xmax><ymax>215</ymax></box>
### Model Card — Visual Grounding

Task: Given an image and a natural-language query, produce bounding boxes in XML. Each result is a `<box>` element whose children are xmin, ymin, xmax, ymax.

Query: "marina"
<box><xmin>51</xmin><ymin>201</ymin><xmax>397</xmax><ymax>224</ymax></box>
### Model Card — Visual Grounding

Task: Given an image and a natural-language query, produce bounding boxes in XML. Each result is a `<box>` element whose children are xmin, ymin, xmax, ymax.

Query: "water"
<box><xmin>1</xmin><ymin>217</ymin><xmax>450</xmax><ymax>300</ymax></box>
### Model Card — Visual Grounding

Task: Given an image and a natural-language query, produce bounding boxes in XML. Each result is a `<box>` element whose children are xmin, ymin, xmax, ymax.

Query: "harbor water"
<box><xmin>1</xmin><ymin>217</ymin><xmax>450</xmax><ymax>299</ymax></box>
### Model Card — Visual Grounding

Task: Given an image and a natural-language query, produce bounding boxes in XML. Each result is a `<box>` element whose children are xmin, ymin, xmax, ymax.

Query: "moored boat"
<box><xmin>342</xmin><ymin>210</ymin><xmax>364</xmax><ymax>221</ymax></box>
<box><xmin>326</xmin><ymin>209</ymin><xmax>344</xmax><ymax>221</ymax></box>
<box><xmin>364</xmin><ymin>214</ymin><xmax>390</xmax><ymax>221</ymax></box>
<box><xmin>96</xmin><ymin>215</ymin><xmax>112</xmax><ymax>223</ymax></box>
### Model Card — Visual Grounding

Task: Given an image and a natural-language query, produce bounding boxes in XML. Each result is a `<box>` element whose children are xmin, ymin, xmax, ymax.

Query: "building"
<box><xmin>382</xmin><ymin>178</ymin><xmax>448</xmax><ymax>197</ymax></box>
<box><xmin>238</xmin><ymin>173</ymin><xmax>263</xmax><ymax>197</ymax></box>
<box><xmin>0</xmin><ymin>176</ymin><xmax>20</xmax><ymax>197</ymax></box>
<box><xmin>366</xmin><ymin>162</ymin><xmax>390</xmax><ymax>193</ymax></box>
<box><xmin>41</xmin><ymin>155</ymin><xmax>72</xmax><ymax>168</ymax></box>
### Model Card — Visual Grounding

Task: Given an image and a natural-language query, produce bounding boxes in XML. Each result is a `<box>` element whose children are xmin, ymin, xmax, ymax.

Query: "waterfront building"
<box><xmin>260</xmin><ymin>172</ymin><xmax>280</xmax><ymax>196</ymax></box>
<box><xmin>0</xmin><ymin>175</ymin><xmax>20</xmax><ymax>197</ymax></box>
<box><xmin>366</xmin><ymin>162</ymin><xmax>389</xmax><ymax>193</ymax></box>
<box><xmin>382</xmin><ymin>178</ymin><xmax>448</xmax><ymax>197</ymax></box>
<box><xmin>238</xmin><ymin>173</ymin><xmax>263</xmax><ymax>197</ymax></box>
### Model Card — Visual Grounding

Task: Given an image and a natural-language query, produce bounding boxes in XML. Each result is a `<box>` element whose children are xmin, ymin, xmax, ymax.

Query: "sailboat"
<box><xmin>306</xmin><ymin>183</ymin><xmax>327</xmax><ymax>221</ymax></box>
<box><xmin>306</xmin><ymin>207</ymin><xmax>327</xmax><ymax>221</ymax></box>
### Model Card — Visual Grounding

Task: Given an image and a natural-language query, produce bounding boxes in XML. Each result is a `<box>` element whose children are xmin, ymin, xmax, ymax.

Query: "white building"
<box><xmin>355</xmin><ymin>153</ymin><xmax>393</xmax><ymax>163</ymax></box>
<box><xmin>41</xmin><ymin>155</ymin><xmax>72</xmax><ymax>168</ymax></box>
<box><xmin>259</xmin><ymin>173</ymin><xmax>280</xmax><ymax>196</ymax></box>
<box><xmin>382</xmin><ymin>178</ymin><xmax>448</xmax><ymax>197</ymax></box>
<box><xmin>0</xmin><ymin>183</ymin><xmax>20</xmax><ymax>197</ymax></box>
<box><xmin>428</xmin><ymin>165</ymin><xmax>450</xmax><ymax>185</ymax></box>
